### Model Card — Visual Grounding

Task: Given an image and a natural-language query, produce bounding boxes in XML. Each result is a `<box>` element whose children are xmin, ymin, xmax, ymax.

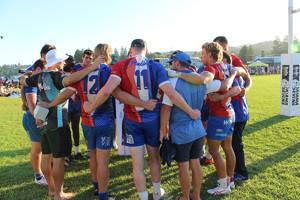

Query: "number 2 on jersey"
<box><xmin>83</xmin><ymin>75</ymin><xmax>99</xmax><ymax>94</ymax></box>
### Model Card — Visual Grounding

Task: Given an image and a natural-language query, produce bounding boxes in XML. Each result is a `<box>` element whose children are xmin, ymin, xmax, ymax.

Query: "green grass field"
<box><xmin>0</xmin><ymin>74</ymin><xmax>299</xmax><ymax>200</ymax></box>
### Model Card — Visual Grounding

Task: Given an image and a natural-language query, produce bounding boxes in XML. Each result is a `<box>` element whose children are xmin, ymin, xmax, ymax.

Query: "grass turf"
<box><xmin>0</xmin><ymin>74</ymin><xmax>299</xmax><ymax>199</ymax></box>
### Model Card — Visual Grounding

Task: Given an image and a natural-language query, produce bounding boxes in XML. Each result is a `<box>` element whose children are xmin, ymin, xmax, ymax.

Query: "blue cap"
<box><xmin>110</xmin><ymin>54</ymin><xmax>118</xmax><ymax>65</ymax></box>
<box><xmin>167</xmin><ymin>52</ymin><xmax>191</xmax><ymax>66</ymax></box>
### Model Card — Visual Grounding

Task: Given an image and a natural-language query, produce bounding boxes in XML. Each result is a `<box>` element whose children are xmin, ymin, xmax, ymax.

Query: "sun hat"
<box><xmin>46</xmin><ymin>49</ymin><xmax>68</xmax><ymax>68</ymax></box>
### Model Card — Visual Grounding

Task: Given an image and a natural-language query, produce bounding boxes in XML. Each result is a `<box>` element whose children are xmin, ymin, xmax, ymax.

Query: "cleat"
<box><xmin>234</xmin><ymin>173</ymin><xmax>250</xmax><ymax>182</ymax></box>
<box><xmin>207</xmin><ymin>185</ymin><xmax>231</xmax><ymax>195</ymax></box>
<box><xmin>65</xmin><ymin>157</ymin><xmax>74</xmax><ymax>167</ymax></box>
<box><xmin>107</xmin><ymin>194</ymin><xmax>116</xmax><ymax>200</ymax></box>
<box><xmin>229</xmin><ymin>181</ymin><xmax>235</xmax><ymax>189</ymax></box>
<box><xmin>200</xmin><ymin>157</ymin><xmax>214</xmax><ymax>165</ymax></box>
<box><xmin>69</xmin><ymin>155</ymin><xmax>76</xmax><ymax>162</ymax></box>
<box><xmin>74</xmin><ymin>152</ymin><xmax>87</xmax><ymax>160</ymax></box>
<box><xmin>217</xmin><ymin>179</ymin><xmax>235</xmax><ymax>189</ymax></box>
<box><xmin>94</xmin><ymin>188</ymin><xmax>99</xmax><ymax>196</ymax></box>
<box><xmin>35</xmin><ymin>176</ymin><xmax>48</xmax><ymax>186</ymax></box>
<box><xmin>153</xmin><ymin>188</ymin><xmax>165</xmax><ymax>200</ymax></box>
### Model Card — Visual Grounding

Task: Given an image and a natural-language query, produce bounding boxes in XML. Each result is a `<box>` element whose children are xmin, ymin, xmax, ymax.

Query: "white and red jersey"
<box><xmin>111</xmin><ymin>54</ymin><xmax>169</xmax><ymax>123</ymax></box>
<box><xmin>69</xmin><ymin>64</ymin><xmax>114</xmax><ymax>127</ymax></box>
<box><xmin>204</xmin><ymin>63</ymin><xmax>231</xmax><ymax>118</ymax></box>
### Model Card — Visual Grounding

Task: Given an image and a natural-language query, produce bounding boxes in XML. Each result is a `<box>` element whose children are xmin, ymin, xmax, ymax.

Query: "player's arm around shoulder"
<box><xmin>160</xmin><ymin>82</ymin><xmax>200</xmax><ymax>120</ymax></box>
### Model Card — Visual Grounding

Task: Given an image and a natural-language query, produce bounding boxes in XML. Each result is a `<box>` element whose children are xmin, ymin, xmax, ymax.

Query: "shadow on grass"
<box><xmin>0</xmin><ymin>147</ymin><xmax>31</xmax><ymax>158</ymax></box>
<box><xmin>0</xmin><ymin>182</ymin><xmax>50</xmax><ymax>200</ymax></box>
<box><xmin>0</xmin><ymin>162</ymin><xmax>33</xmax><ymax>188</ymax></box>
<box><xmin>246</xmin><ymin>142</ymin><xmax>300</xmax><ymax>176</ymax></box>
<box><xmin>244</xmin><ymin>115</ymin><xmax>291</xmax><ymax>136</ymax></box>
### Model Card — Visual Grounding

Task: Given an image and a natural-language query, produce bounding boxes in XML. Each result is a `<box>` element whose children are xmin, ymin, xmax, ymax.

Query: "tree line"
<box><xmin>237</xmin><ymin>36</ymin><xmax>299</xmax><ymax>64</ymax></box>
<box><xmin>0</xmin><ymin>64</ymin><xmax>31</xmax><ymax>77</ymax></box>
<box><xmin>1</xmin><ymin>36</ymin><xmax>299</xmax><ymax>77</ymax></box>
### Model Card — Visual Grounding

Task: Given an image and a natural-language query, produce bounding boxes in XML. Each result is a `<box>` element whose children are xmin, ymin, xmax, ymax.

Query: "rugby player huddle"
<box><xmin>20</xmin><ymin>36</ymin><xmax>251</xmax><ymax>200</ymax></box>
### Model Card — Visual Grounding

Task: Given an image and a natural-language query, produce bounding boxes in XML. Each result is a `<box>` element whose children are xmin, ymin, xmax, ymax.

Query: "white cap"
<box><xmin>46</xmin><ymin>49</ymin><xmax>68</xmax><ymax>68</ymax></box>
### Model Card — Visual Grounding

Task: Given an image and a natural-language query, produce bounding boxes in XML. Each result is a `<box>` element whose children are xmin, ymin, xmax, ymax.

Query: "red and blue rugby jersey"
<box><xmin>231</xmin><ymin>76</ymin><xmax>250</xmax><ymax>122</ymax></box>
<box><xmin>111</xmin><ymin>54</ymin><xmax>169</xmax><ymax>123</ymax></box>
<box><xmin>69</xmin><ymin>64</ymin><xmax>114</xmax><ymax>127</ymax></box>
<box><xmin>230</xmin><ymin>54</ymin><xmax>250</xmax><ymax>122</ymax></box>
<box><xmin>204</xmin><ymin>63</ymin><xmax>232</xmax><ymax>118</ymax></box>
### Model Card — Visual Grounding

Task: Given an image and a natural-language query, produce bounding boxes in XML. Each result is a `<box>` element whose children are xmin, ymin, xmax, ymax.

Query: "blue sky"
<box><xmin>1</xmin><ymin>0</ymin><xmax>300</xmax><ymax>65</ymax></box>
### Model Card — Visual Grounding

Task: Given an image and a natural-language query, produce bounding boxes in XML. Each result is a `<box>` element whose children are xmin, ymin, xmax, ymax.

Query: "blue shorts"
<box><xmin>206</xmin><ymin>116</ymin><xmax>234</xmax><ymax>140</ymax></box>
<box><xmin>22</xmin><ymin>113</ymin><xmax>41</xmax><ymax>142</ymax></box>
<box><xmin>201</xmin><ymin>104</ymin><xmax>210</xmax><ymax>122</ymax></box>
<box><xmin>82</xmin><ymin>120</ymin><xmax>115</xmax><ymax>150</ymax></box>
<box><xmin>122</xmin><ymin>117</ymin><xmax>160</xmax><ymax>147</ymax></box>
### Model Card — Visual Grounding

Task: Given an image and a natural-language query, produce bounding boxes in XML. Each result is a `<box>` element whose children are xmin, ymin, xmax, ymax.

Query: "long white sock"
<box><xmin>228</xmin><ymin>176</ymin><xmax>233</xmax><ymax>183</ymax></box>
<box><xmin>202</xmin><ymin>145</ymin><xmax>206</xmax><ymax>155</ymax></box>
<box><xmin>206</xmin><ymin>150</ymin><xmax>212</xmax><ymax>159</ymax></box>
<box><xmin>75</xmin><ymin>146</ymin><xmax>79</xmax><ymax>155</ymax></box>
<box><xmin>153</xmin><ymin>182</ymin><xmax>161</xmax><ymax>194</ymax></box>
<box><xmin>138</xmin><ymin>191</ymin><xmax>148</xmax><ymax>200</ymax></box>
<box><xmin>219</xmin><ymin>177</ymin><xmax>228</xmax><ymax>189</ymax></box>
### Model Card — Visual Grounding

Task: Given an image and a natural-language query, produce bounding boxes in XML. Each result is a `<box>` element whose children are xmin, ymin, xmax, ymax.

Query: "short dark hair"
<box><xmin>83</xmin><ymin>49</ymin><xmax>93</xmax><ymax>57</ymax></box>
<box><xmin>154</xmin><ymin>59</ymin><xmax>161</xmax><ymax>63</ymax></box>
<box><xmin>40</xmin><ymin>44</ymin><xmax>56</xmax><ymax>57</ymax></box>
<box><xmin>179</xmin><ymin>61</ymin><xmax>190</xmax><ymax>69</ymax></box>
<box><xmin>213</xmin><ymin>36</ymin><xmax>228</xmax><ymax>46</ymax></box>
<box><xmin>64</xmin><ymin>55</ymin><xmax>75</xmax><ymax>72</ymax></box>
<box><xmin>33</xmin><ymin>58</ymin><xmax>47</xmax><ymax>71</ymax></box>
<box><xmin>223</xmin><ymin>51</ymin><xmax>232</xmax><ymax>64</ymax></box>
<box><xmin>170</xmin><ymin>50</ymin><xmax>183</xmax><ymax>59</ymax></box>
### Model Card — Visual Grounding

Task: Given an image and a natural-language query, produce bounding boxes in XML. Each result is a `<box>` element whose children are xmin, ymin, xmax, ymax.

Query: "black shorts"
<box><xmin>174</xmin><ymin>137</ymin><xmax>204</xmax><ymax>163</ymax></box>
<box><xmin>41</xmin><ymin>126</ymin><xmax>72</xmax><ymax>158</ymax></box>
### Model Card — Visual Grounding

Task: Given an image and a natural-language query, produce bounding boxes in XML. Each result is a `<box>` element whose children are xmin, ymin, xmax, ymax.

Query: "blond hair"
<box><xmin>93</xmin><ymin>43</ymin><xmax>112</xmax><ymax>64</ymax></box>
<box><xmin>202</xmin><ymin>42</ymin><xmax>223</xmax><ymax>62</ymax></box>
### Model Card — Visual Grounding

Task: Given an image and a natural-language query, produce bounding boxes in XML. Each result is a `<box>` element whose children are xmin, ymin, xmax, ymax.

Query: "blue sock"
<box><xmin>35</xmin><ymin>173</ymin><xmax>43</xmax><ymax>181</ymax></box>
<box><xmin>98</xmin><ymin>191</ymin><xmax>108</xmax><ymax>200</ymax></box>
<box><xmin>93</xmin><ymin>181</ymin><xmax>98</xmax><ymax>189</ymax></box>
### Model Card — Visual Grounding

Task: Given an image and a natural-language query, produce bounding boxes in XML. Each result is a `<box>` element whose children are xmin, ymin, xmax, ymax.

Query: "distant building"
<box><xmin>155</xmin><ymin>57</ymin><xmax>203</xmax><ymax>68</ymax></box>
<box><xmin>255</xmin><ymin>55</ymin><xmax>281</xmax><ymax>67</ymax></box>
<box><xmin>190</xmin><ymin>57</ymin><xmax>202</xmax><ymax>68</ymax></box>
<box><xmin>155</xmin><ymin>58</ymin><xmax>169</xmax><ymax>67</ymax></box>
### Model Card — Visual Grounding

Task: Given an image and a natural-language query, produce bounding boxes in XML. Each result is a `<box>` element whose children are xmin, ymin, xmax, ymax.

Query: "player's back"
<box><xmin>73</xmin><ymin>64</ymin><xmax>114</xmax><ymax>127</ymax></box>
<box><xmin>111</xmin><ymin>55</ymin><xmax>169</xmax><ymax>123</ymax></box>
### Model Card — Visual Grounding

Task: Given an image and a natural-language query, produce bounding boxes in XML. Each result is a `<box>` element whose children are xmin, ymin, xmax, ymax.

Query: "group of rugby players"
<box><xmin>20</xmin><ymin>36</ymin><xmax>251</xmax><ymax>200</ymax></box>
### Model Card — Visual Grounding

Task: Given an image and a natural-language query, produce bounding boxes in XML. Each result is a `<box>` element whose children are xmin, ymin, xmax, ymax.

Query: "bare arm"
<box><xmin>159</xmin><ymin>104</ymin><xmax>172</xmax><ymax>143</ymax></box>
<box><xmin>219</xmin><ymin>68</ymin><xmax>238</xmax><ymax>92</ymax></box>
<box><xmin>242</xmin><ymin>73</ymin><xmax>252</xmax><ymax>95</ymax></box>
<box><xmin>20</xmin><ymin>86</ymin><xmax>27</xmax><ymax>111</ymax></box>
<box><xmin>111</xmin><ymin>86</ymin><xmax>158</xmax><ymax>111</ymax></box>
<box><xmin>160</xmin><ymin>83</ymin><xmax>200</xmax><ymax>120</ymax></box>
<box><xmin>25</xmin><ymin>93</ymin><xmax>37</xmax><ymax>116</ymax></box>
<box><xmin>83</xmin><ymin>76</ymin><xmax>121</xmax><ymax>113</ymax></box>
<box><xmin>209</xmin><ymin>86</ymin><xmax>241</xmax><ymax>102</ymax></box>
<box><xmin>179</xmin><ymin>71</ymin><xmax>214</xmax><ymax>85</ymax></box>
<box><xmin>37</xmin><ymin>88</ymin><xmax>75</xmax><ymax>108</ymax></box>
<box><xmin>63</xmin><ymin>56</ymin><xmax>106</xmax><ymax>86</ymax></box>
<box><xmin>235</xmin><ymin>66</ymin><xmax>246</xmax><ymax>77</ymax></box>
<box><xmin>20</xmin><ymin>71</ymin><xmax>32</xmax><ymax>86</ymax></box>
